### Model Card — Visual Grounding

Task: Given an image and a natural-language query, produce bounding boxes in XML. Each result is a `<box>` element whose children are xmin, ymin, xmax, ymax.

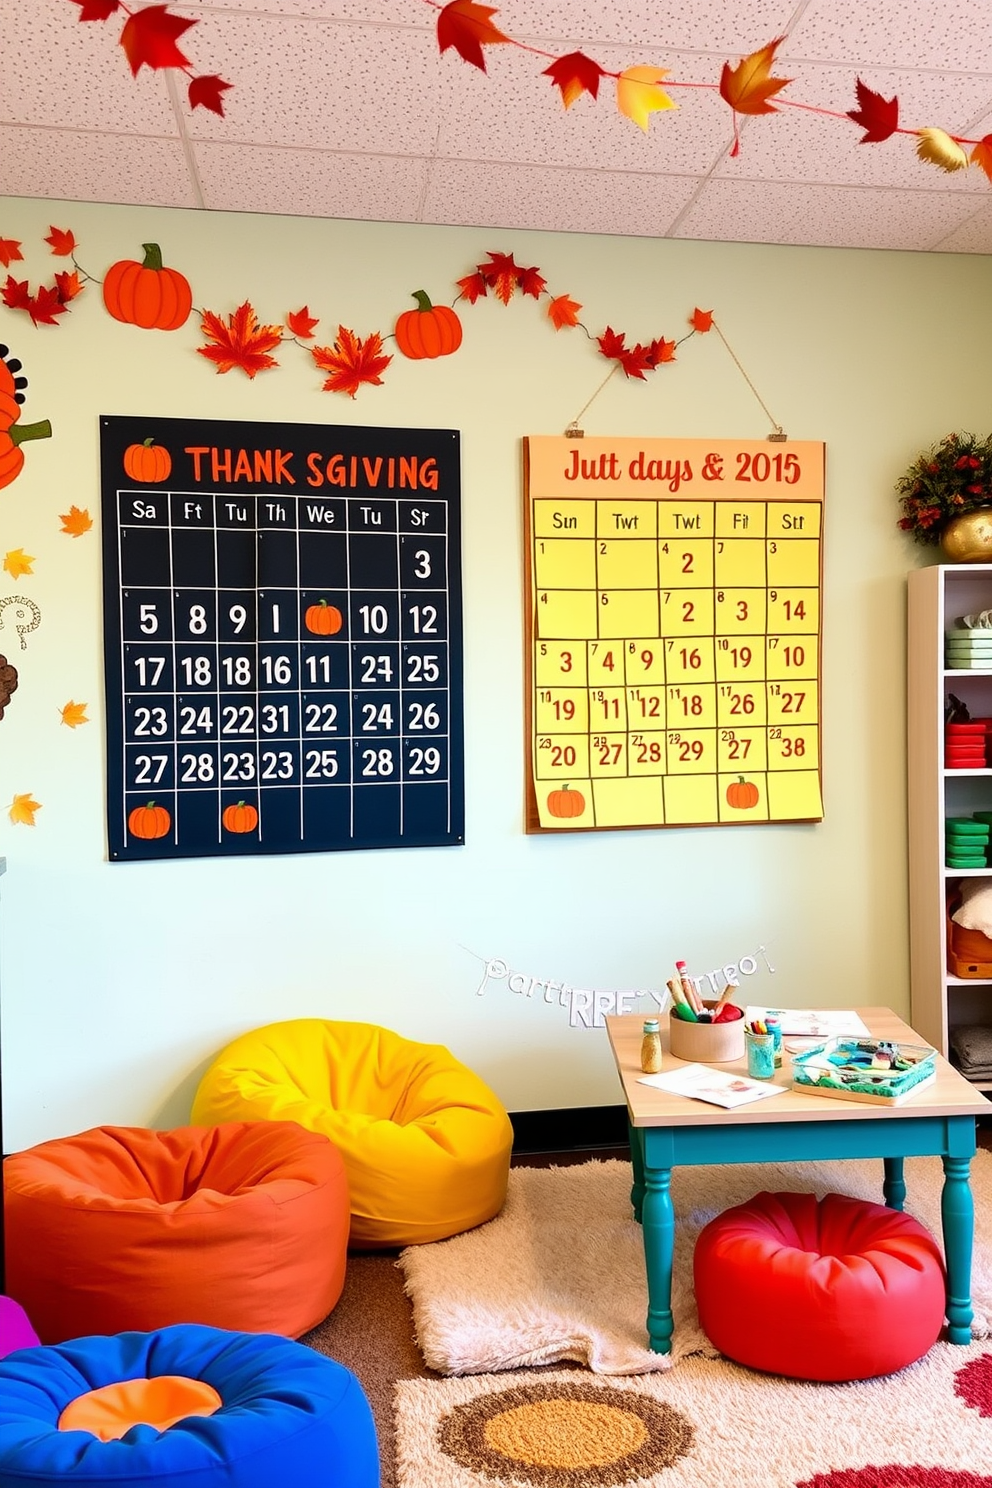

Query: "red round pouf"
<box><xmin>693</xmin><ymin>1190</ymin><xmax>946</xmax><ymax>1381</ymax></box>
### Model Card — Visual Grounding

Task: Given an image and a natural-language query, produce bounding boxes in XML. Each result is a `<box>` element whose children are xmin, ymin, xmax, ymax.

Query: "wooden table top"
<box><xmin>606</xmin><ymin>1007</ymin><xmax>991</xmax><ymax>1128</ymax></box>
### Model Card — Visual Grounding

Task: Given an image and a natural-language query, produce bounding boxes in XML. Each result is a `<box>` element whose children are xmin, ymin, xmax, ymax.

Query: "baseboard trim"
<box><xmin>508</xmin><ymin>1104</ymin><xmax>629</xmax><ymax>1154</ymax></box>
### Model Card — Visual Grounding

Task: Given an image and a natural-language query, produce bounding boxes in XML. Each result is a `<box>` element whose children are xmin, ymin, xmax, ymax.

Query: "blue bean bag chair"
<box><xmin>0</xmin><ymin>1324</ymin><xmax>378</xmax><ymax>1488</ymax></box>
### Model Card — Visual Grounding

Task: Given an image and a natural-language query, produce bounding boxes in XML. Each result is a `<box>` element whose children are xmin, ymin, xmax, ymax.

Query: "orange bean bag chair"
<box><xmin>192</xmin><ymin>1020</ymin><xmax>513</xmax><ymax>1248</ymax></box>
<box><xmin>3</xmin><ymin>1120</ymin><xmax>349</xmax><ymax>1344</ymax></box>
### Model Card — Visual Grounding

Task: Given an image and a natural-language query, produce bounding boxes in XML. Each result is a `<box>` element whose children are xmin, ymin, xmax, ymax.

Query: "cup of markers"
<box><xmin>745</xmin><ymin>1022</ymin><xmax>776</xmax><ymax>1080</ymax></box>
<box><xmin>667</xmin><ymin>964</ymin><xmax>745</xmax><ymax>1064</ymax></box>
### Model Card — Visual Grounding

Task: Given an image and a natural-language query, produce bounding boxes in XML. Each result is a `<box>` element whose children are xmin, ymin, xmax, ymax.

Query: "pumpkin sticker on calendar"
<box><xmin>128</xmin><ymin>800</ymin><xmax>171</xmax><ymax>840</ymax></box>
<box><xmin>124</xmin><ymin>438</ymin><xmax>172</xmax><ymax>483</ymax></box>
<box><xmin>547</xmin><ymin>784</ymin><xmax>585</xmax><ymax>819</ymax></box>
<box><xmin>726</xmin><ymin>777</ymin><xmax>759</xmax><ymax>810</ymax></box>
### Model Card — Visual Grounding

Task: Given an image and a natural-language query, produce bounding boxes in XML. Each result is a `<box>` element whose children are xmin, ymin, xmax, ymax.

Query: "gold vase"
<box><xmin>940</xmin><ymin>508</ymin><xmax>992</xmax><ymax>563</ymax></box>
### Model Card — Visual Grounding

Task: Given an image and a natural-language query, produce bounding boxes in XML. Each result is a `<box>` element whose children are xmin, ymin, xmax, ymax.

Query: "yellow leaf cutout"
<box><xmin>616</xmin><ymin>67</ymin><xmax>677</xmax><ymax>131</ymax></box>
<box><xmin>916</xmin><ymin>127</ymin><xmax>968</xmax><ymax>173</ymax></box>
<box><xmin>60</xmin><ymin>700</ymin><xmax>89</xmax><ymax>728</ymax></box>
<box><xmin>60</xmin><ymin>506</ymin><xmax>93</xmax><ymax>538</ymax></box>
<box><xmin>8</xmin><ymin>793</ymin><xmax>41</xmax><ymax>826</ymax></box>
<box><xmin>3</xmin><ymin>548</ymin><xmax>35</xmax><ymax>579</ymax></box>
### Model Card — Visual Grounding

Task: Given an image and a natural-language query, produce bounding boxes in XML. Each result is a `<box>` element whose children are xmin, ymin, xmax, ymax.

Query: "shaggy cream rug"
<box><xmin>396</xmin><ymin>1154</ymin><xmax>992</xmax><ymax>1376</ymax></box>
<box><xmin>394</xmin><ymin>1341</ymin><xmax>992</xmax><ymax>1487</ymax></box>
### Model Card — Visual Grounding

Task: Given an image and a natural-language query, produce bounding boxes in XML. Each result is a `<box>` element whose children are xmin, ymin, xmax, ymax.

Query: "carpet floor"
<box><xmin>303</xmin><ymin>1145</ymin><xmax>992</xmax><ymax>1488</ymax></box>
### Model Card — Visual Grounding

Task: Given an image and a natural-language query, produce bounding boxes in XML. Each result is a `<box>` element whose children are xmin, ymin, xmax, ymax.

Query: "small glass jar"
<box><xmin>641</xmin><ymin>1017</ymin><xmax>663</xmax><ymax>1074</ymax></box>
<box><xmin>765</xmin><ymin>1014</ymin><xmax>783</xmax><ymax>1068</ymax></box>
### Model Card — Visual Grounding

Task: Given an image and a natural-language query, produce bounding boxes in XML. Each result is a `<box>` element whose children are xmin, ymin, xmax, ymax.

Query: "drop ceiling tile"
<box><xmin>712</xmin><ymin>62</ymin><xmax>992</xmax><ymax>192</ymax></box>
<box><xmin>501</xmin><ymin>1</ymin><xmax>797</xmax><ymax>53</ymax></box>
<box><xmin>421</xmin><ymin>158</ymin><xmax>702</xmax><ymax>236</ymax></box>
<box><xmin>201</xmin><ymin>0</ymin><xmax>426</xmax><ymax>18</ymax></box>
<box><xmin>787</xmin><ymin>0</ymin><xmax>992</xmax><ymax>72</ymax></box>
<box><xmin>672</xmin><ymin>176</ymin><xmax>991</xmax><ymax>251</ymax></box>
<box><xmin>434</xmin><ymin>43</ymin><xmax>733</xmax><ymax>173</ymax></box>
<box><xmin>0</xmin><ymin>127</ymin><xmax>198</xmax><ymax>209</ymax></box>
<box><xmin>932</xmin><ymin>201</ymin><xmax>992</xmax><ymax>251</ymax></box>
<box><xmin>0</xmin><ymin>0</ymin><xmax>179</xmax><ymax>133</ymax></box>
<box><xmin>184</xmin><ymin>14</ymin><xmax>443</xmax><ymax>153</ymax></box>
<box><xmin>193</xmin><ymin>143</ymin><xmax>430</xmax><ymax>221</ymax></box>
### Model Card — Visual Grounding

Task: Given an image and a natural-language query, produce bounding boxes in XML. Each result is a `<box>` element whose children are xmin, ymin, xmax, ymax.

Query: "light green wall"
<box><xmin>0</xmin><ymin>195</ymin><xmax>989</xmax><ymax>1149</ymax></box>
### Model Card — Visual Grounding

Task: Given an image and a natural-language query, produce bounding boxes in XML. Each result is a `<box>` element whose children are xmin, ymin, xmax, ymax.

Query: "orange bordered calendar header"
<box><xmin>523</xmin><ymin>435</ymin><xmax>825</xmax><ymax>833</ymax></box>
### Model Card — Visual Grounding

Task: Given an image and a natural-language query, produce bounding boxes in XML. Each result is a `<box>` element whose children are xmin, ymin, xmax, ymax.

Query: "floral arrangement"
<box><xmin>897</xmin><ymin>432</ymin><xmax>992</xmax><ymax>544</ymax></box>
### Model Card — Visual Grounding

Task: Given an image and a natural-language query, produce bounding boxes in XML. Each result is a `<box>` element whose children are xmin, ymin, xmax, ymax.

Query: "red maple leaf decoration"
<box><xmin>455</xmin><ymin>270</ymin><xmax>489</xmax><ymax>304</ymax></box>
<box><xmin>27</xmin><ymin>283</ymin><xmax>70</xmax><ymax>327</ymax></box>
<box><xmin>197</xmin><ymin>302</ymin><xmax>283</xmax><ymax>377</ymax></box>
<box><xmin>547</xmin><ymin>293</ymin><xmax>582</xmax><ymax>329</ymax></box>
<box><xmin>287</xmin><ymin>306</ymin><xmax>319</xmax><ymax>339</ymax></box>
<box><xmin>54</xmin><ymin>269</ymin><xmax>85</xmax><ymax>303</ymax></box>
<box><xmin>518</xmin><ymin>265</ymin><xmax>547</xmax><ymax>299</ymax></box>
<box><xmin>597</xmin><ymin>326</ymin><xmax>672</xmax><ymax>379</ymax></box>
<box><xmin>120</xmin><ymin>5</ymin><xmax>196</xmax><ymax>76</ymax></box>
<box><xmin>1</xmin><ymin>278</ymin><xmax>34</xmax><ymax>315</ymax></box>
<box><xmin>311</xmin><ymin>326</ymin><xmax>392</xmax><ymax>398</ymax></box>
<box><xmin>846</xmin><ymin>78</ymin><xmax>899</xmax><ymax>144</ymax></box>
<box><xmin>436</xmin><ymin>0</ymin><xmax>510</xmax><ymax>71</ymax></box>
<box><xmin>481</xmin><ymin>250</ymin><xmax>523</xmax><ymax>304</ymax></box>
<box><xmin>647</xmin><ymin>336</ymin><xmax>677</xmax><ymax>365</ymax></box>
<box><xmin>188</xmin><ymin>75</ymin><xmax>232</xmax><ymax>116</ymax></box>
<box><xmin>44</xmin><ymin>226</ymin><xmax>76</xmax><ymax>256</ymax></box>
<box><xmin>69</xmin><ymin>0</ymin><xmax>121</xmax><ymax>18</ymax></box>
<box><xmin>0</xmin><ymin>238</ymin><xmax>23</xmax><ymax>268</ymax></box>
<box><xmin>542</xmin><ymin>52</ymin><xmax>604</xmax><ymax>109</ymax></box>
<box><xmin>690</xmin><ymin>307</ymin><xmax>714</xmax><ymax>332</ymax></box>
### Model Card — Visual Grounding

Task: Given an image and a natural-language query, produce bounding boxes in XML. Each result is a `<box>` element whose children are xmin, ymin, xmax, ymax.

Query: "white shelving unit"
<box><xmin>908</xmin><ymin>564</ymin><xmax>992</xmax><ymax>1091</ymax></box>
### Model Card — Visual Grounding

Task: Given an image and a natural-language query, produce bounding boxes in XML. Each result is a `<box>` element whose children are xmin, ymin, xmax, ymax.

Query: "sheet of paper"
<box><xmin>745</xmin><ymin>1007</ymin><xmax>871</xmax><ymax>1038</ymax></box>
<box><xmin>636</xmin><ymin>1063</ymin><xmax>788</xmax><ymax>1109</ymax></box>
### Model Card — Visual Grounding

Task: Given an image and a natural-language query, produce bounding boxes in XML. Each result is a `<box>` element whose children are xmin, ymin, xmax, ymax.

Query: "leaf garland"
<box><xmin>0</xmin><ymin>220</ymin><xmax>721</xmax><ymax>397</ymax></box>
<box><xmin>67</xmin><ymin>0</ymin><xmax>232</xmax><ymax>116</ymax></box>
<box><xmin>425</xmin><ymin>0</ymin><xmax>992</xmax><ymax>176</ymax></box>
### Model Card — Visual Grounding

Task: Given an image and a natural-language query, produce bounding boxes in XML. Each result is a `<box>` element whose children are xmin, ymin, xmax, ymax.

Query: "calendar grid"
<box><xmin>102</xmin><ymin>417</ymin><xmax>464</xmax><ymax>861</ymax></box>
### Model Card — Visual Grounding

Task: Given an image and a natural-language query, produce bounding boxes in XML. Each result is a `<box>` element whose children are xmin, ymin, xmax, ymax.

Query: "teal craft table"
<box><xmin>606</xmin><ymin>1006</ymin><xmax>989</xmax><ymax>1354</ymax></box>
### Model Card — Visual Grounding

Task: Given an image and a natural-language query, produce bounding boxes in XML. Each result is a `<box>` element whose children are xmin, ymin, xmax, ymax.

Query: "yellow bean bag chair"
<box><xmin>192</xmin><ymin>1020</ymin><xmax>513</xmax><ymax>1248</ymax></box>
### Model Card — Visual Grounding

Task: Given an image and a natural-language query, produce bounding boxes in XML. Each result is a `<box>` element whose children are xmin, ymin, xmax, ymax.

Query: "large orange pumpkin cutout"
<box><xmin>305</xmin><ymin>601</ymin><xmax>344</xmax><ymax>636</ymax></box>
<box><xmin>222</xmin><ymin>800</ymin><xmax>258</xmax><ymax>834</ymax></box>
<box><xmin>103</xmin><ymin>244</ymin><xmax>193</xmax><ymax>331</ymax></box>
<box><xmin>124</xmin><ymin>439</ymin><xmax>172</xmax><ymax>483</ymax></box>
<box><xmin>128</xmin><ymin>801</ymin><xmax>171</xmax><ymax>839</ymax></box>
<box><xmin>0</xmin><ymin>345</ymin><xmax>51</xmax><ymax>491</ymax></box>
<box><xmin>726</xmin><ymin>776</ymin><xmax>759</xmax><ymax>809</ymax></box>
<box><xmin>394</xmin><ymin>291</ymin><xmax>463</xmax><ymax>360</ymax></box>
<box><xmin>548</xmin><ymin>784</ymin><xmax>585</xmax><ymax>819</ymax></box>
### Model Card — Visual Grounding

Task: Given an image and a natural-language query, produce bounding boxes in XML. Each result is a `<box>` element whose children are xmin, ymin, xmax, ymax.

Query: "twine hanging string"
<box><xmin>711</xmin><ymin>320</ymin><xmax>786</xmax><ymax>440</ymax></box>
<box><xmin>565</xmin><ymin>320</ymin><xmax>786</xmax><ymax>440</ymax></box>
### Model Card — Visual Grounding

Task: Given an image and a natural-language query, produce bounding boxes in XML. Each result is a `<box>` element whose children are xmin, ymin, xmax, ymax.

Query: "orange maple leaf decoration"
<box><xmin>720</xmin><ymin>37</ymin><xmax>791</xmax><ymax>156</ymax></box>
<box><xmin>60</xmin><ymin>700</ymin><xmax>89</xmax><ymax>728</ymax></box>
<box><xmin>690</xmin><ymin>307</ymin><xmax>714</xmax><ymax>332</ymax></box>
<box><xmin>720</xmin><ymin>37</ymin><xmax>791</xmax><ymax>115</ymax></box>
<box><xmin>458</xmin><ymin>251</ymin><xmax>546</xmax><ymax>306</ymax></box>
<box><xmin>8</xmin><ymin>793</ymin><xmax>41</xmax><ymax>826</ymax></box>
<box><xmin>311</xmin><ymin>326</ymin><xmax>392</xmax><ymax>398</ymax></box>
<box><xmin>973</xmin><ymin>136</ymin><xmax>992</xmax><ymax>183</ymax></box>
<box><xmin>60</xmin><ymin>505</ymin><xmax>93</xmax><ymax>537</ymax></box>
<box><xmin>44</xmin><ymin>226</ymin><xmax>76</xmax><ymax>256</ymax></box>
<box><xmin>437</xmin><ymin>0</ymin><xmax>510</xmax><ymax>71</ymax></box>
<box><xmin>0</xmin><ymin>238</ymin><xmax>23</xmax><ymax>268</ymax></box>
<box><xmin>287</xmin><ymin>306</ymin><xmax>319</xmax><ymax>339</ymax></box>
<box><xmin>547</xmin><ymin>293</ymin><xmax>582</xmax><ymax>330</ymax></box>
<box><xmin>198</xmin><ymin>302</ymin><xmax>283</xmax><ymax>378</ymax></box>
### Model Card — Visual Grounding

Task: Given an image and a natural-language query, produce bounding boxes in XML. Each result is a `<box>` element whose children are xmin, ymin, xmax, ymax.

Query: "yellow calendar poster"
<box><xmin>523</xmin><ymin>435</ymin><xmax>825</xmax><ymax>832</ymax></box>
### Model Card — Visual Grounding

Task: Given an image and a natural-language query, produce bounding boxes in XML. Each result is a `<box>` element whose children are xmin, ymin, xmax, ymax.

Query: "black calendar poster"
<box><xmin>100</xmin><ymin>415</ymin><xmax>464</xmax><ymax>861</ymax></box>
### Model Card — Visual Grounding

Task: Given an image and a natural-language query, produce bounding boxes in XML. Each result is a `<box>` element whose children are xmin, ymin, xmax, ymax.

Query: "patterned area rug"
<box><xmin>397</xmin><ymin>1155</ymin><xmax>992</xmax><ymax>1376</ymax></box>
<box><xmin>395</xmin><ymin>1343</ymin><xmax>992</xmax><ymax>1487</ymax></box>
